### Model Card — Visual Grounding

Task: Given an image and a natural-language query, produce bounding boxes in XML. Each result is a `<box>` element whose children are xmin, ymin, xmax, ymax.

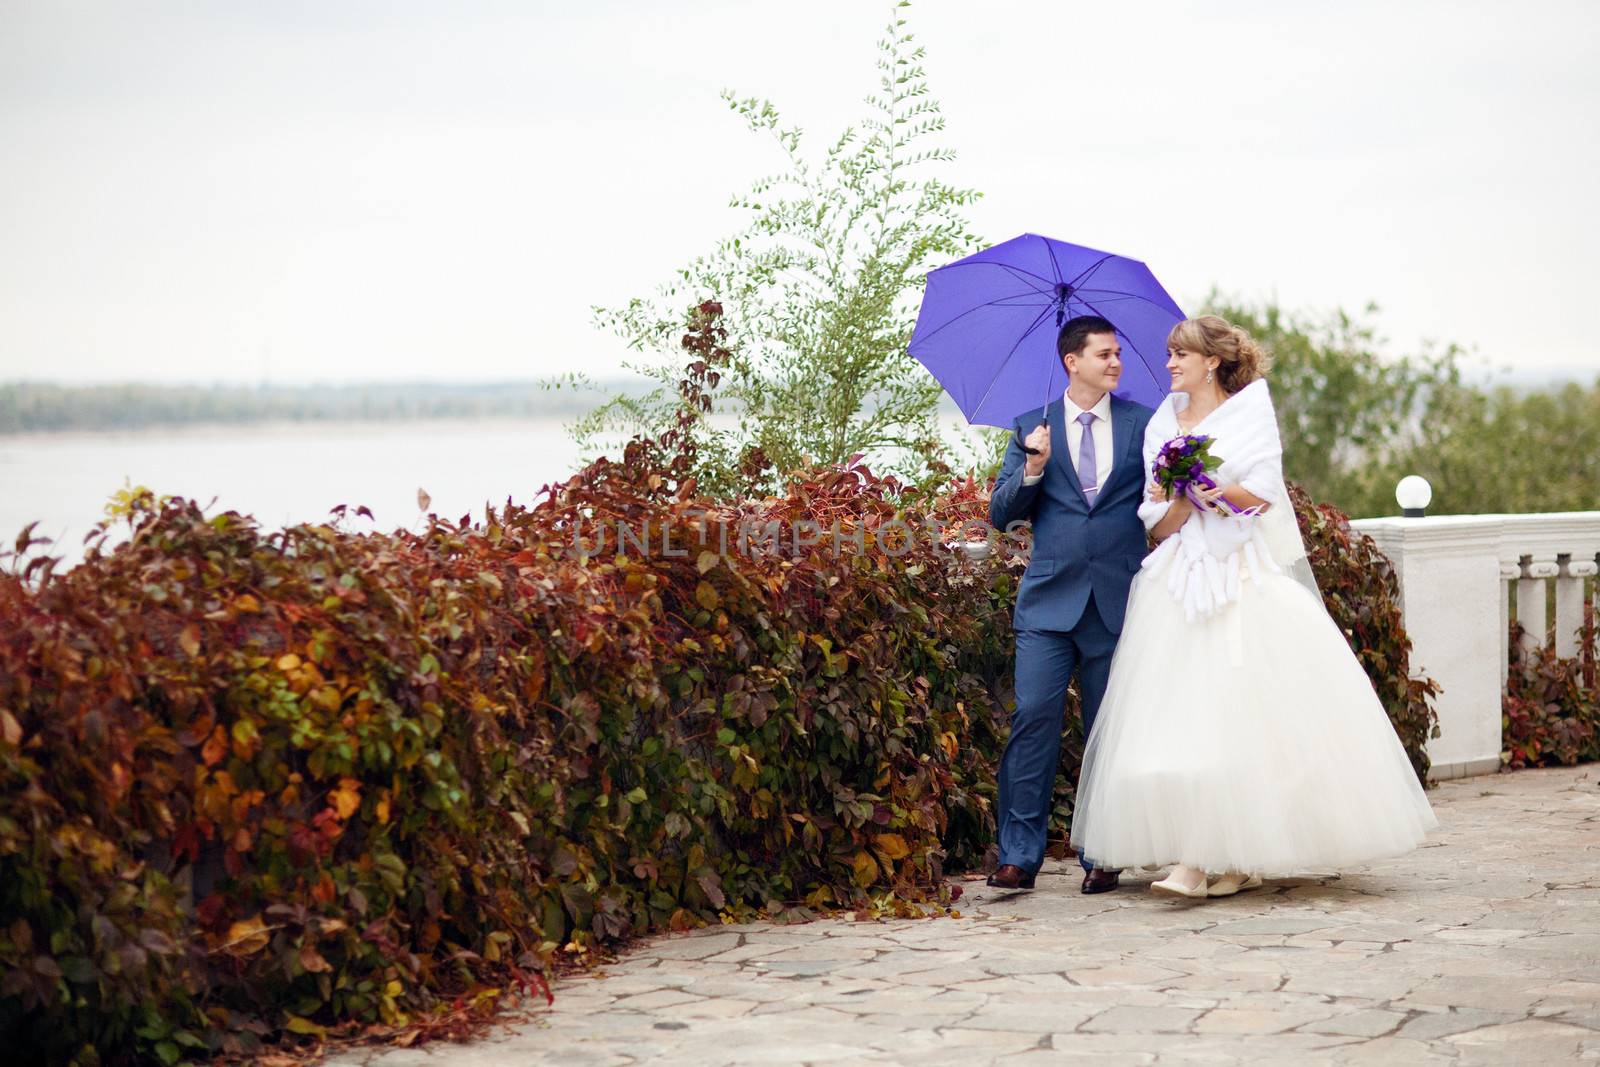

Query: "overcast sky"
<box><xmin>2</xmin><ymin>0</ymin><xmax>1597</xmax><ymax>386</ymax></box>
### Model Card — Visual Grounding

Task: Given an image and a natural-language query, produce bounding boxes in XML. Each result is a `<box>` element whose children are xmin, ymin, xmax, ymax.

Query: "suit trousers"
<box><xmin>996</xmin><ymin>592</ymin><xmax>1121</xmax><ymax>875</ymax></box>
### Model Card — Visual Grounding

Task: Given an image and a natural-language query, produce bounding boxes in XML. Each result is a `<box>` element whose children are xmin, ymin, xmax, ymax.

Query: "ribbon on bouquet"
<box><xmin>1154</xmin><ymin>433</ymin><xmax>1266</xmax><ymax>517</ymax></box>
<box><xmin>1173</xmin><ymin>470</ymin><xmax>1265</xmax><ymax>517</ymax></box>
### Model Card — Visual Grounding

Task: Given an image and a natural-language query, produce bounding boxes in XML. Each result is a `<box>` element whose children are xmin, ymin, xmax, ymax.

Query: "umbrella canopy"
<box><xmin>909</xmin><ymin>233</ymin><xmax>1185</xmax><ymax>430</ymax></box>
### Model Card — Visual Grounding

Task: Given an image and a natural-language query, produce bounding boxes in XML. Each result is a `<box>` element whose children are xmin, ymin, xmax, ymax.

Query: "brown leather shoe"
<box><xmin>986</xmin><ymin>864</ymin><xmax>1037</xmax><ymax>890</ymax></box>
<box><xmin>1081</xmin><ymin>868</ymin><xmax>1120</xmax><ymax>894</ymax></box>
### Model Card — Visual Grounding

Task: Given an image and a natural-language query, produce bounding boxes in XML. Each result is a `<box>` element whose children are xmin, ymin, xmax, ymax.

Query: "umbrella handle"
<box><xmin>1014</xmin><ymin>418</ymin><xmax>1047</xmax><ymax>456</ymax></box>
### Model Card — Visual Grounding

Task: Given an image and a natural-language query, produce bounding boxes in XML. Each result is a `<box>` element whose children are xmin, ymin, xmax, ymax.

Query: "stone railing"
<box><xmin>1352</xmin><ymin>511</ymin><xmax>1600</xmax><ymax>781</ymax></box>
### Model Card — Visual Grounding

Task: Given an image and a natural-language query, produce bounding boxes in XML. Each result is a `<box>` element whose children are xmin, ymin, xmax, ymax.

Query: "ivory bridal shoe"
<box><xmin>1207</xmin><ymin>872</ymin><xmax>1263</xmax><ymax>897</ymax></box>
<box><xmin>1149</xmin><ymin>865</ymin><xmax>1209</xmax><ymax>899</ymax></box>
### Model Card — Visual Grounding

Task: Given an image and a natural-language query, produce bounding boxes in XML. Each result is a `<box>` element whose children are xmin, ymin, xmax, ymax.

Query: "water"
<box><xmin>0</xmin><ymin>419</ymin><xmax>593</xmax><ymax>566</ymax></box>
<box><xmin>1</xmin><ymin>416</ymin><xmax>1001</xmax><ymax>567</ymax></box>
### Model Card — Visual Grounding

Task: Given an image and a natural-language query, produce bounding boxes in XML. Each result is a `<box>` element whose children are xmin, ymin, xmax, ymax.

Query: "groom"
<box><xmin>986</xmin><ymin>315</ymin><xmax>1155</xmax><ymax>894</ymax></box>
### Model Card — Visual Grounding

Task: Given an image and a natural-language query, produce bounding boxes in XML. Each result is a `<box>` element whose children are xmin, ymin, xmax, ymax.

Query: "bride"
<box><xmin>1069</xmin><ymin>315</ymin><xmax>1438</xmax><ymax>899</ymax></box>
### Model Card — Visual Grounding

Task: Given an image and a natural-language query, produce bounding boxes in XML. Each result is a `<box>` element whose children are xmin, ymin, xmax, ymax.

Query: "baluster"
<box><xmin>1557</xmin><ymin>555</ymin><xmax>1599</xmax><ymax>659</ymax></box>
<box><xmin>1517</xmin><ymin>555</ymin><xmax>1559</xmax><ymax>656</ymax></box>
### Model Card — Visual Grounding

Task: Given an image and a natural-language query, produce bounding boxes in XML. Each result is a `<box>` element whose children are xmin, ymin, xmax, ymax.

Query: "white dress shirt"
<box><xmin>1022</xmin><ymin>390</ymin><xmax>1113</xmax><ymax>490</ymax></box>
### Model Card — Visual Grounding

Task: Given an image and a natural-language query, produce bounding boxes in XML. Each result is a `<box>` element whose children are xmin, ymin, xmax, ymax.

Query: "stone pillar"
<box><xmin>1498</xmin><ymin>561</ymin><xmax>1519</xmax><ymax>689</ymax></box>
<box><xmin>1555</xmin><ymin>556</ymin><xmax>1598</xmax><ymax>659</ymax></box>
<box><xmin>1349</xmin><ymin>517</ymin><xmax>1507</xmax><ymax>781</ymax></box>
<box><xmin>1517</xmin><ymin>556</ymin><xmax>1559</xmax><ymax>656</ymax></box>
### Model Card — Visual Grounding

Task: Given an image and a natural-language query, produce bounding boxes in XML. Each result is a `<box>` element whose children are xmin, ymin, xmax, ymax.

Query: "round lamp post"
<box><xmin>1396</xmin><ymin>475</ymin><xmax>1433</xmax><ymax>518</ymax></box>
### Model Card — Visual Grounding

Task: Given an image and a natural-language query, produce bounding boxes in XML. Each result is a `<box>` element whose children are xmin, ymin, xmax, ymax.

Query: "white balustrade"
<box><xmin>1352</xmin><ymin>509</ymin><xmax>1600</xmax><ymax>781</ymax></box>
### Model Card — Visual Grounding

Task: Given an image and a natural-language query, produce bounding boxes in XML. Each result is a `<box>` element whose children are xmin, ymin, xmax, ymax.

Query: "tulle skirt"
<box><xmin>1070</xmin><ymin>551</ymin><xmax>1439</xmax><ymax>876</ymax></box>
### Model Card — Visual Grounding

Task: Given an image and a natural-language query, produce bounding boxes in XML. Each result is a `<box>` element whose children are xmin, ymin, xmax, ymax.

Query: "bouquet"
<box><xmin>1152</xmin><ymin>434</ymin><xmax>1257</xmax><ymax>515</ymax></box>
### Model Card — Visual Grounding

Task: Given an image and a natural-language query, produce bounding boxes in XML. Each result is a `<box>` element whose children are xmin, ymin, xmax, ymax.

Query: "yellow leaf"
<box><xmin>0</xmin><ymin>709</ymin><xmax>21</xmax><ymax>746</ymax></box>
<box><xmin>330</xmin><ymin>778</ymin><xmax>361</xmax><ymax>820</ymax></box>
<box><xmin>851</xmin><ymin>850</ymin><xmax>878</xmax><ymax>887</ymax></box>
<box><xmin>695</xmin><ymin>581</ymin><xmax>719</xmax><ymax>611</ymax></box>
<box><xmin>219</xmin><ymin>916</ymin><xmax>272</xmax><ymax>957</ymax></box>
<box><xmin>375</xmin><ymin>796</ymin><xmax>391</xmax><ymax>825</ymax></box>
<box><xmin>284</xmin><ymin>1014</ymin><xmax>327</xmax><ymax>1037</ymax></box>
<box><xmin>178</xmin><ymin>625</ymin><xmax>201</xmax><ymax>659</ymax></box>
<box><xmin>275</xmin><ymin>653</ymin><xmax>301</xmax><ymax>672</ymax></box>
<box><xmin>873</xmin><ymin>833</ymin><xmax>911</xmax><ymax>861</ymax></box>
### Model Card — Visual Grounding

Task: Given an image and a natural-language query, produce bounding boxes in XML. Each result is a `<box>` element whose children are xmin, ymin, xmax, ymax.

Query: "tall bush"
<box><xmin>557</xmin><ymin>1</ymin><xmax>987</xmax><ymax>497</ymax></box>
<box><xmin>0</xmin><ymin>452</ymin><xmax>1016</xmax><ymax>1063</ymax></box>
<box><xmin>1503</xmin><ymin>611</ymin><xmax>1599</xmax><ymax>769</ymax></box>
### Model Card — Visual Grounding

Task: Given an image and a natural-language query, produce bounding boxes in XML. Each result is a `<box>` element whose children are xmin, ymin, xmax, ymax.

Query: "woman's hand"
<box><xmin>1147</xmin><ymin>480</ymin><xmax>1171</xmax><ymax>503</ymax></box>
<box><xmin>1193</xmin><ymin>484</ymin><xmax>1228</xmax><ymax>513</ymax></box>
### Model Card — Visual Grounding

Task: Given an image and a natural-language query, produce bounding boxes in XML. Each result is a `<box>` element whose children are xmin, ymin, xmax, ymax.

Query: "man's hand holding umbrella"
<box><xmin>1022</xmin><ymin>423</ymin><xmax>1050</xmax><ymax>478</ymax></box>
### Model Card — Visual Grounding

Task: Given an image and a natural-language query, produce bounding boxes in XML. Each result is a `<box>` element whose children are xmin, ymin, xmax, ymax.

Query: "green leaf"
<box><xmin>59</xmin><ymin>955</ymin><xmax>96</xmax><ymax>983</ymax></box>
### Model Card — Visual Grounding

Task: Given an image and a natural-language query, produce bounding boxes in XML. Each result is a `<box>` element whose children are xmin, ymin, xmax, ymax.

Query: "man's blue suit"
<box><xmin>988</xmin><ymin>392</ymin><xmax>1156</xmax><ymax>875</ymax></box>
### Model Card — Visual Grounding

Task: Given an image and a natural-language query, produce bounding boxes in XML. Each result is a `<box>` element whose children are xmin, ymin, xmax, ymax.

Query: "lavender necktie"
<box><xmin>1076</xmin><ymin>410</ymin><xmax>1098</xmax><ymax>505</ymax></box>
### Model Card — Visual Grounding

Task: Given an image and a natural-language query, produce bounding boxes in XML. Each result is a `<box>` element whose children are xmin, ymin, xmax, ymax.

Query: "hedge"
<box><xmin>1503</xmin><ymin>610</ymin><xmax>1599</xmax><ymax>768</ymax></box>
<box><xmin>0</xmin><ymin>444</ymin><xmax>1436</xmax><ymax>1064</ymax></box>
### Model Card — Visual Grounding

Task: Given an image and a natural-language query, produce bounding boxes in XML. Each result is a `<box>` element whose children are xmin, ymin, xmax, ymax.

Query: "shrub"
<box><xmin>568</xmin><ymin>3</ymin><xmax>988</xmax><ymax>497</ymax></box>
<box><xmin>0</xmin><ymin>449</ymin><xmax>1018</xmax><ymax>1063</ymax></box>
<box><xmin>1503</xmin><ymin>611</ymin><xmax>1599</xmax><ymax>769</ymax></box>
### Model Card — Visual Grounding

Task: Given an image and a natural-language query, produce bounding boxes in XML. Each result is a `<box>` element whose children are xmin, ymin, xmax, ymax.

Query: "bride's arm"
<box><xmin>1148</xmin><ymin>484</ymin><xmax>1193</xmax><ymax>542</ymax></box>
<box><xmin>1207</xmin><ymin>484</ymin><xmax>1272</xmax><ymax>513</ymax></box>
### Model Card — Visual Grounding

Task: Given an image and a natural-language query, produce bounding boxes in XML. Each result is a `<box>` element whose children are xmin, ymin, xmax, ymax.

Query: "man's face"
<box><xmin>1065</xmin><ymin>332</ymin><xmax>1122</xmax><ymax>394</ymax></box>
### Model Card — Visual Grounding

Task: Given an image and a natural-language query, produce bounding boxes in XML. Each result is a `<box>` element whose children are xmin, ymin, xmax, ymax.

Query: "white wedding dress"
<box><xmin>1070</xmin><ymin>380</ymin><xmax>1438</xmax><ymax>876</ymax></box>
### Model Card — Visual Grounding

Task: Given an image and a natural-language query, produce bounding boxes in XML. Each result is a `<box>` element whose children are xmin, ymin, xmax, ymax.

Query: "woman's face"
<box><xmin>1165</xmin><ymin>345</ymin><xmax>1216</xmax><ymax>394</ymax></box>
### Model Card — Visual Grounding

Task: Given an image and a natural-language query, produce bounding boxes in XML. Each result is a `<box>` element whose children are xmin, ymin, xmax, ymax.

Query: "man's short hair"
<box><xmin>1056</xmin><ymin>315</ymin><xmax>1119</xmax><ymax>359</ymax></box>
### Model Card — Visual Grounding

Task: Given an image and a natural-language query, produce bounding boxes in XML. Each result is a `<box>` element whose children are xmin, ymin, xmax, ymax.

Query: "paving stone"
<box><xmin>1061</xmin><ymin>963</ymin><xmax>1186</xmax><ymax>987</ymax></box>
<box><xmin>640</xmin><ymin>931</ymin><xmax>745</xmax><ymax>960</ymax></box>
<box><xmin>1299</xmin><ymin>1008</ymin><xmax>1407</xmax><ymax>1038</ymax></box>
<box><xmin>1396</xmin><ymin>1007</ymin><xmax>1522</xmax><ymax>1042</ymax></box>
<box><xmin>1079</xmin><ymin>1005</ymin><xmax>1204</xmax><ymax>1034</ymax></box>
<box><xmin>1444</xmin><ymin>1017</ymin><xmax>1597</xmax><ymax>1047</ymax></box>
<box><xmin>608</xmin><ymin>988</ymin><xmax>705</xmax><ymax>1011</ymax></box>
<box><xmin>1194</xmin><ymin>1006</ymin><xmax>1334</xmax><ymax>1035</ymax></box>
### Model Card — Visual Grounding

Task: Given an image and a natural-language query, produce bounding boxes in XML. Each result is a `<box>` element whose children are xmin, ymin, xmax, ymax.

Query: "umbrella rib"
<box><xmin>1066</xmin><ymin>254</ymin><xmax>1116</xmax><ymax>291</ymax></box>
<box><xmin>933</xmin><ymin>259</ymin><xmax>1056</xmax><ymax>295</ymax></box>
<box><xmin>1072</xmin><ymin>289</ymin><xmax>1182</xmax><ymax>314</ymax></box>
<box><xmin>909</xmin><ymin>294</ymin><xmax>1051</xmax><ymax>350</ymax></box>
<box><xmin>967</xmin><ymin>302</ymin><xmax>1058</xmax><ymax>422</ymax></box>
<box><xmin>1043</xmin><ymin>238</ymin><xmax>1065</xmax><ymax>286</ymax></box>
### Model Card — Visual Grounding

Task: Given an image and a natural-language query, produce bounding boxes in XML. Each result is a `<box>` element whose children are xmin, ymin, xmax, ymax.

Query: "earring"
<box><xmin>1205</xmin><ymin>368</ymin><xmax>1214</xmax><ymax>384</ymax></box>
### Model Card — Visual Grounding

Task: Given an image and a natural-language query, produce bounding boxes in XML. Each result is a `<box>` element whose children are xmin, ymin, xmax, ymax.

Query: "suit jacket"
<box><xmin>988</xmin><ymin>394</ymin><xmax>1156</xmax><ymax>634</ymax></box>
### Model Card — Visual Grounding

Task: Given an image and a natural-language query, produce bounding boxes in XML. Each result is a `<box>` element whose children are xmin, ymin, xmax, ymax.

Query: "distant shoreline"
<box><xmin>0</xmin><ymin>380</ymin><xmax>649</xmax><ymax>436</ymax></box>
<box><xmin>0</xmin><ymin>413</ymin><xmax>588</xmax><ymax>444</ymax></box>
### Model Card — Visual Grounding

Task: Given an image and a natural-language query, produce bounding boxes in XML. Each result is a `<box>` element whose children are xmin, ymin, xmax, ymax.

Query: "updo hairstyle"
<box><xmin>1166</xmin><ymin>315</ymin><xmax>1272</xmax><ymax>394</ymax></box>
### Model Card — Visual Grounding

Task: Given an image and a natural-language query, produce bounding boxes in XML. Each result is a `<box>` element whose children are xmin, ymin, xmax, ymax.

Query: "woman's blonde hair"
<box><xmin>1166</xmin><ymin>315</ymin><xmax>1272</xmax><ymax>394</ymax></box>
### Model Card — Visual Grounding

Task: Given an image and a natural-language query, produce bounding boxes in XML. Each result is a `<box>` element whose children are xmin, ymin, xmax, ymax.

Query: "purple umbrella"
<box><xmin>909</xmin><ymin>233</ymin><xmax>1184</xmax><ymax>453</ymax></box>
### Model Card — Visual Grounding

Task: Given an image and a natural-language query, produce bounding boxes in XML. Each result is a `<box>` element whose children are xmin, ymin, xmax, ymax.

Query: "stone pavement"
<box><xmin>331</xmin><ymin>765</ymin><xmax>1600</xmax><ymax>1065</ymax></box>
